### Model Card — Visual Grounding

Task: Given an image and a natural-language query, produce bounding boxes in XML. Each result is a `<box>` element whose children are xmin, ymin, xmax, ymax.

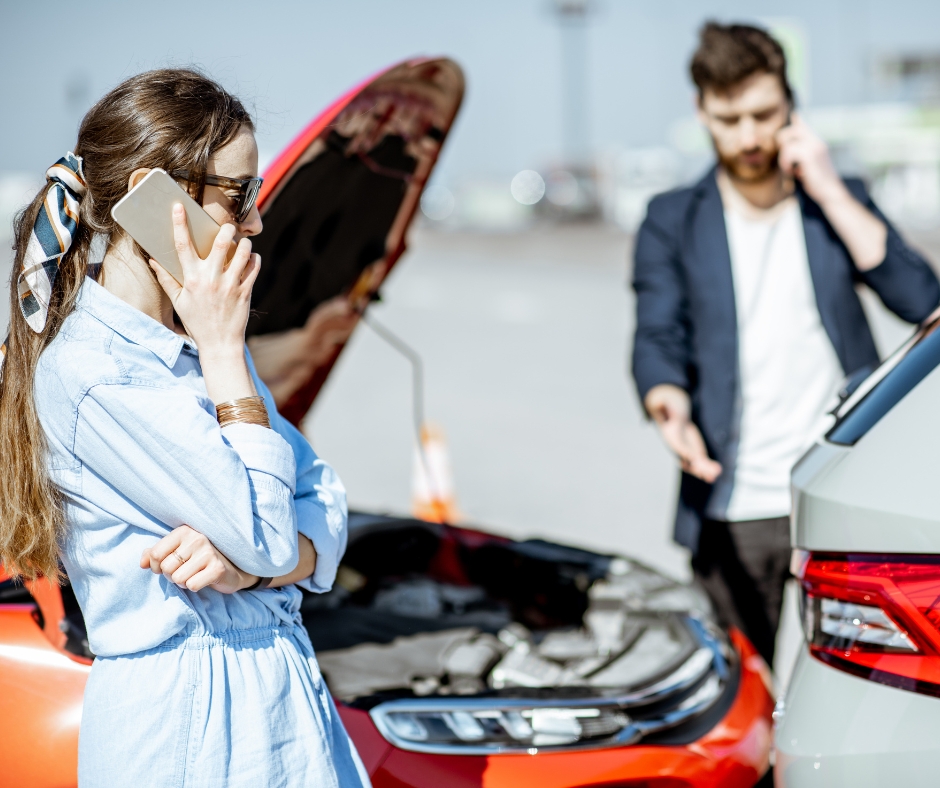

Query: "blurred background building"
<box><xmin>1</xmin><ymin>1</ymin><xmax>938</xmax><ymax>591</ymax></box>
<box><xmin>5</xmin><ymin>1</ymin><xmax>940</xmax><ymax>235</ymax></box>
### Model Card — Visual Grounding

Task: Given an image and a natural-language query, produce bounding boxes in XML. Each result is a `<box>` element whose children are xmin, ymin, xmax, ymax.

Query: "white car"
<box><xmin>775</xmin><ymin>312</ymin><xmax>940</xmax><ymax>786</ymax></box>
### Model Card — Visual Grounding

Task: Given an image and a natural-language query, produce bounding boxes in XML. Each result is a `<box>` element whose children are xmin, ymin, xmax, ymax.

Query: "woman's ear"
<box><xmin>127</xmin><ymin>168</ymin><xmax>152</xmax><ymax>192</ymax></box>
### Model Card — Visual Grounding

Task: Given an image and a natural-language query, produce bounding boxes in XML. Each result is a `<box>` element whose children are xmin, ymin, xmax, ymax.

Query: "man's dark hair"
<box><xmin>690</xmin><ymin>22</ymin><xmax>793</xmax><ymax>104</ymax></box>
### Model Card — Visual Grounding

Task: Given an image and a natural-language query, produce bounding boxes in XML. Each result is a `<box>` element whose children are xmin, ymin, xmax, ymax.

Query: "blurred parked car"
<box><xmin>0</xmin><ymin>58</ymin><xmax>773</xmax><ymax>788</ymax></box>
<box><xmin>775</xmin><ymin>307</ymin><xmax>940</xmax><ymax>787</ymax></box>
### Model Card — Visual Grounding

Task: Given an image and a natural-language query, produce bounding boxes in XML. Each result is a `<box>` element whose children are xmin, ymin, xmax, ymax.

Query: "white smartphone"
<box><xmin>111</xmin><ymin>168</ymin><xmax>233</xmax><ymax>284</ymax></box>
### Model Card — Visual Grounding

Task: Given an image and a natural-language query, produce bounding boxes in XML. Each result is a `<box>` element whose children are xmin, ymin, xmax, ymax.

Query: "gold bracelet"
<box><xmin>216</xmin><ymin>395</ymin><xmax>271</xmax><ymax>429</ymax></box>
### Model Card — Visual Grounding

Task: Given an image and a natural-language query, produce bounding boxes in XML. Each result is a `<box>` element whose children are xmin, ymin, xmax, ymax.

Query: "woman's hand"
<box><xmin>149</xmin><ymin>205</ymin><xmax>261</xmax><ymax>404</ymax></box>
<box><xmin>140</xmin><ymin>524</ymin><xmax>259</xmax><ymax>594</ymax></box>
<box><xmin>151</xmin><ymin>204</ymin><xmax>260</xmax><ymax>356</ymax></box>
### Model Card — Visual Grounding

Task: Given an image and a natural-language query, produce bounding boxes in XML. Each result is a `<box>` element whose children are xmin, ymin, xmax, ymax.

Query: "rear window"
<box><xmin>828</xmin><ymin>316</ymin><xmax>940</xmax><ymax>446</ymax></box>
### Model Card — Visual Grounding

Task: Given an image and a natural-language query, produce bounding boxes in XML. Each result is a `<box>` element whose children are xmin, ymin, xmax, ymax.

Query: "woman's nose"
<box><xmin>238</xmin><ymin>204</ymin><xmax>263</xmax><ymax>238</ymax></box>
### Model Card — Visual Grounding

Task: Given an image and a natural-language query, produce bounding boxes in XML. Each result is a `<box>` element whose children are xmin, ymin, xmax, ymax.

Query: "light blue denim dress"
<box><xmin>33</xmin><ymin>278</ymin><xmax>371</xmax><ymax>788</ymax></box>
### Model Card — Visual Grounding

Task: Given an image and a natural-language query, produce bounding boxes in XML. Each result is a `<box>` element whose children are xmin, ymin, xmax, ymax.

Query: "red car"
<box><xmin>0</xmin><ymin>58</ymin><xmax>773</xmax><ymax>788</ymax></box>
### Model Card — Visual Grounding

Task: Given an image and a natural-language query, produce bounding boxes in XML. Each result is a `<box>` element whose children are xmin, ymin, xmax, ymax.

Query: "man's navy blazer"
<box><xmin>631</xmin><ymin>167</ymin><xmax>940</xmax><ymax>554</ymax></box>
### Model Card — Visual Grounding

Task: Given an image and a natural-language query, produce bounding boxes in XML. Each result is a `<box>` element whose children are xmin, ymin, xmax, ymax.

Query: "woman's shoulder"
<box><xmin>37</xmin><ymin>282</ymin><xmax>189</xmax><ymax>402</ymax></box>
<box><xmin>35</xmin><ymin>319</ymin><xmax>125</xmax><ymax>412</ymax></box>
<box><xmin>34</xmin><ymin>310</ymin><xmax>209</xmax><ymax>454</ymax></box>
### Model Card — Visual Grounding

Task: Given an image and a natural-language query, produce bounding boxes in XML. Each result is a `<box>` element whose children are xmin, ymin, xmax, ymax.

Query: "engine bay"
<box><xmin>303</xmin><ymin>513</ymin><xmax>721</xmax><ymax>708</ymax></box>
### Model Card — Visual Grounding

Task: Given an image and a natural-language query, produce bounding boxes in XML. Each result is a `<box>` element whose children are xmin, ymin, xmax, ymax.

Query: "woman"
<box><xmin>0</xmin><ymin>69</ymin><xmax>370</xmax><ymax>787</ymax></box>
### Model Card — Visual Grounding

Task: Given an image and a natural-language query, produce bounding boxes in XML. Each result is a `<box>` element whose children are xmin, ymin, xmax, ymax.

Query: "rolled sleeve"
<box><xmin>246</xmin><ymin>349</ymin><xmax>349</xmax><ymax>592</ymax></box>
<box><xmin>294</xmin><ymin>459</ymin><xmax>348</xmax><ymax>593</ymax></box>
<box><xmin>266</xmin><ymin>414</ymin><xmax>348</xmax><ymax>593</ymax></box>
<box><xmin>75</xmin><ymin>382</ymin><xmax>300</xmax><ymax>578</ymax></box>
<box><xmin>858</xmin><ymin>229</ymin><xmax>940</xmax><ymax>323</ymax></box>
<box><xmin>220</xmin><ymin>423</ymin><xmax>297</xmax><ymax>494</ymax></box>
<box><xmin>845</xmin><ymin>178</ymin><xmax>940</xmax><ymax>323</ymax></box>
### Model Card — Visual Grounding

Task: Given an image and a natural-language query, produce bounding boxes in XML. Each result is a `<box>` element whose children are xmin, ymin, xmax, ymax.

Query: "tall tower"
<box><xmin>554</xmin><ymin>0</ymin><xmax>591</xmax><ymax>166</ymax></box>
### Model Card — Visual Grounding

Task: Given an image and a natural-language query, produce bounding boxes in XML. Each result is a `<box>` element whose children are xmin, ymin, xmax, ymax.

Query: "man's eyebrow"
<box><xmin>713</xmin><ymin>105</ymin><xmax>780</xmax><ymax>120</ymax></box>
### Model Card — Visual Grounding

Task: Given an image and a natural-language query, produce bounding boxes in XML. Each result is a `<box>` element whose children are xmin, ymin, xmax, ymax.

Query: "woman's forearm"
<box><xmin>159</xmin><ymin>531</ymin><xmax>316</xmax><ymax>594</ymax></box>
<box><xmin>199</xmin><ymin>347</ymin><xmax>258</xmax><ymax>405</ymax></box>
<box><xmin>266</xmin><ymin>534</ymin><xmax>317</xmax><ymax>588</ymax></box>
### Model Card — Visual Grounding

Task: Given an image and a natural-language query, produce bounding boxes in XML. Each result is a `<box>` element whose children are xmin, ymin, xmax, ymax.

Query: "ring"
<box><xmin>171</xmin><ymin>550</ymin><xmax>187</xmax><ymax>566</ymax></box>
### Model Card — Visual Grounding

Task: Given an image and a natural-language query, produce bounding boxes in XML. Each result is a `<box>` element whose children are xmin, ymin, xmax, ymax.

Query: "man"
<box><xmin>631</xmin><ymin>22</ymin><xmax>940</xmax><ymax>666</ymax></box>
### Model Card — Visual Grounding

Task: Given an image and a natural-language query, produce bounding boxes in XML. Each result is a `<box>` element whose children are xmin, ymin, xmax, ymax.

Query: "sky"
<box><xmin>3</xmin><ymin>0</ymin><xmax>940</xmax><ymax>188</ymax></box>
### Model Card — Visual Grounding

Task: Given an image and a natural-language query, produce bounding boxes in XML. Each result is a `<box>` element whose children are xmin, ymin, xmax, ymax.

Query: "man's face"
<box><xmin>697</xmin><ymin>72</ymin><xmax>790</xmax><ymax>183</ymax></box>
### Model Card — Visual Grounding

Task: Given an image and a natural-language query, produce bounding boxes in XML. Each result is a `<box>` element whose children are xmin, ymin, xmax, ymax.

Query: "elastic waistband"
<box><xmin>160</xmin><ymin>623</ymin><xmax>297</xmax><ymax>651</ymax></box>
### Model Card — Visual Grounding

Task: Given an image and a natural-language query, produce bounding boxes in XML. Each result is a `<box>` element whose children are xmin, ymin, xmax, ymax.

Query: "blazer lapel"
<box><xmin>688</xmin><ymin>170</ymin><xmax>737</xmax><ymax>365</ymax></box>
<box><xmin>683</xmin><ymin>169</ymin><xmax>738</xmax><ymax>450</ymax></box>
<box><xmin>797</xmin><ymin>187</ymin><xmax>848</xmax><ymax>371</ymax></box>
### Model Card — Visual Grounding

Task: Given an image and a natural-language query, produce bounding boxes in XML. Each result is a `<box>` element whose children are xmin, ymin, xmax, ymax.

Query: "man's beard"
<box><xmin>717</xmin><ymin>147</ymin><xmax>779</xmax><ymax>184</ymax></box>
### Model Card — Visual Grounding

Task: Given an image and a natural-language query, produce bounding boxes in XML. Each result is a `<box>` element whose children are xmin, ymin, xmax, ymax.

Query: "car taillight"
<box><xmin>796</xmin><ymin>550</ymin><xmax>940</xmax><ymax>696</ymax></box>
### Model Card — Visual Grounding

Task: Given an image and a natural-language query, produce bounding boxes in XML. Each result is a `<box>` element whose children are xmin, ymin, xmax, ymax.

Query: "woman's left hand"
<box><xmin>140</xmin><ymin>524</ymin><xmax>258</xmax><ymax>594</ymax></box>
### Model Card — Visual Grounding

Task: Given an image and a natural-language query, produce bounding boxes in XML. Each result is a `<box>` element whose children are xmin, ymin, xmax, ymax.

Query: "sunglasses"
<box><xmin>170</xmin><ymin>170</ymin><xmax>263</xmax><ymax>223</ymax></box>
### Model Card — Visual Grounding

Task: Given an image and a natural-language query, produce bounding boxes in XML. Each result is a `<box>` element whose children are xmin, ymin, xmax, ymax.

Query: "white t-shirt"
<box><xmin>711</xmin><ymin>197</ymin><xmax>844</xmax><ymax>522</ymax></box>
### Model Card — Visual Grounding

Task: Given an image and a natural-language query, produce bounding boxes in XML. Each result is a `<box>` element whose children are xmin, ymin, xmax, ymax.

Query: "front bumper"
<box><xmin>775</xmin><ymin>648</ymin><xmax>940</xmax><ymax>787</ymax></box>
<box><xmin>339</xmin><ymin>629</ymin><xmax>773</xmax><ymax>788</ymax></box>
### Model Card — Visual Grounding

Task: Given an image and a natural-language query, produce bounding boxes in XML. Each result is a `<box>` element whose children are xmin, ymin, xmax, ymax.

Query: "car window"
<box><xmin>827</xmin><ymin>315</ymin><xmax>940</xmax><ymax>446</ymax></box>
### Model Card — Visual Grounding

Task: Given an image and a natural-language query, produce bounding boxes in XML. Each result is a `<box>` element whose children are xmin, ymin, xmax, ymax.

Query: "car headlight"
<box><xmin>368</xmin><ymin>617</ymin><xmax>731</xmax><ymax>755</ymax></box>
<box><xmin>372</xmin><ymin>701</ymin><xmax>635</xmax><ymax>753</ymax></box>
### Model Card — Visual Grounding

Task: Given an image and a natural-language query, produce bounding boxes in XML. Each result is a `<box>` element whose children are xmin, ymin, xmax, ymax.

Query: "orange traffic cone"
<box><xmin>412</xmin><ymin>423</ymin><xmax>458</xmax><ymax>523</ymax></box>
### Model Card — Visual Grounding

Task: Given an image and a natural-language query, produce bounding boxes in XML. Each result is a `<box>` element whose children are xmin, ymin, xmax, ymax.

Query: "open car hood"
<box><xmin>247</xmin><ymin>57</ymin><xmax>465</xmax><ymax>424</ymax></box>
<box><xmin>301</xmin><ymin>512</ymin><xmax>736</xmax><ymax>755</ymax></box>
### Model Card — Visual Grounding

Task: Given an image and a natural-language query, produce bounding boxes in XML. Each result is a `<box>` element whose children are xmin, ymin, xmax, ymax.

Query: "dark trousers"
<box><xmin>691</xmin><ymin>517</ymin><xmax>791</xmax><ymax>667</ymax></box>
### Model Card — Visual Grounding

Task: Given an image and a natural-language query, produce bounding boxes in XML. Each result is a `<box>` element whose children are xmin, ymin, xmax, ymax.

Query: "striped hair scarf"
<box><xmin>0</xmin><ymin>153</ymin><xmax>86</xmax><ymax>372</ymax></box>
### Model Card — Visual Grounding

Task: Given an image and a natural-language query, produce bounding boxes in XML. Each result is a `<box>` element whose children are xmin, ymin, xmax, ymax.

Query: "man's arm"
<box><xmin>633</xmin><ymin>199</ymin><xmax>721</xmax><ymax>483</ymax></box>
<box><xmin>778</xmin><ymin>114</ymin><xmax>940</xmax><ymax>322</ymax></box>
<box><xmin>777</xmin><ymin>113</ymin><xmax>886</xmax><ymax>271</ymax></box>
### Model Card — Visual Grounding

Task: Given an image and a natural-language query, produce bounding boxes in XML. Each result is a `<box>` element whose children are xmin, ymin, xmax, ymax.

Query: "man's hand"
<box><xmin>644</xmin><ymin>384</ymin><xmax>722</xmax><ymax>483</ymax></box>
<box><xmin>776</xmin><ymin>112</ymin><xmax>845</xmax><ymax>206</ymax></box>
<box><xmin>776</xmin><ymin>113</ymin><xmax>887</xmax><ymax>271</ymax></box>
<box><xmin>140</xmin><ymin>524</ymin><xmax>258</xmax><ymax>594</ymax></box>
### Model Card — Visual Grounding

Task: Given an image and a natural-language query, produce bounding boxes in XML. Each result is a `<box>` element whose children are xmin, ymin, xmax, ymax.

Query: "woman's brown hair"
<box><xmin>0</xmin><ymin>68</ymin><xmax>253</xmax><ymax>580</ymax></box>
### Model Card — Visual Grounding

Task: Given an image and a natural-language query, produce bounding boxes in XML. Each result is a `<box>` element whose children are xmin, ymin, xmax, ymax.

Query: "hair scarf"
<box><xmin>0</xmin><ymin>153</ymin><xmax>86</xmax><ymax>373</ymax></box>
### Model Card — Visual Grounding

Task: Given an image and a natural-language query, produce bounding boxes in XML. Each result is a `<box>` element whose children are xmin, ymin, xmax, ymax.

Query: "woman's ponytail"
<box><xmin>0</xmin><ymin>67</ymin><xmax>251</xmax><ymax>581</ymax></box>
<box><xmin>0</xmin><ymin>180</ymin><xmax>91</xmax><ymax>581</ymax></box>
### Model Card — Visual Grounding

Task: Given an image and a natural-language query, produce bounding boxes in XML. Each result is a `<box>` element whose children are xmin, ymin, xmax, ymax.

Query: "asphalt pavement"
<box><xmin>305</xmin><ymin>223</ymin><xmax>928</xmax><ymax>579</ymax></box>
<box><xmin>306</xmin><ymin>224</ymin><xmax>687</xmax><ymax>575</ymax></box>
<box><xmin>304</xmin><ymin>221</ymin><xmax>936</xmax><ymax>688</ymax></box>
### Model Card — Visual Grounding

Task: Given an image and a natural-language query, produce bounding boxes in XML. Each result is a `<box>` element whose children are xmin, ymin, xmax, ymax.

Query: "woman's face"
<box><xmin>202</xmin><ymin>125</ymin><xmax>263</xmax><ymax>241</ymax></box>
